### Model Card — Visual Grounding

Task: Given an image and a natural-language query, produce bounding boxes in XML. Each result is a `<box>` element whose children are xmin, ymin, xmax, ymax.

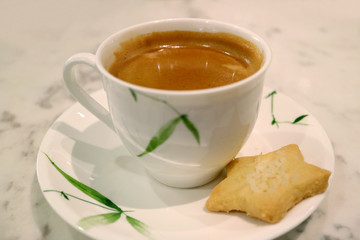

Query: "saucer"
<box><xmin>36</xmin><ymin>86</ymin><xmax>334</xmax><ymax>240</ymax></box>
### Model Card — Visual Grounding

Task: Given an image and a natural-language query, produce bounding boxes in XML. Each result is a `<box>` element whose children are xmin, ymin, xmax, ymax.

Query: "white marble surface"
<box><xmin>1</xmin><ymin>0</ymin><xmax>359</xmax><ymax>239</ymax></box>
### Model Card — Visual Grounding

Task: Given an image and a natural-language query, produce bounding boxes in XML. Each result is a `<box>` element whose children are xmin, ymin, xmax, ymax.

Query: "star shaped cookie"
<box><xmin>205</xmin><ymin>144</ymin><xmax>331</xmax><ymax>223</ymax></box>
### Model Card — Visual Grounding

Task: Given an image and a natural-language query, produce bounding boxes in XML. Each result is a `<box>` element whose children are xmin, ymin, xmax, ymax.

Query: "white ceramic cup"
<box><xmin>63</xmin><ymin>18</ymin><xmax>271</xmax><ymax>188</ymax></box>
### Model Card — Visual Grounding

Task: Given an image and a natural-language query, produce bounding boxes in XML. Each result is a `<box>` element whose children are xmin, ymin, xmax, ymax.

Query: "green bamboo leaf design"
<box><xmin>44</xmin><ymin>190</ymin><xmax>118</xmax><ymax>211</ymax></box>
<box><xmin>129</xmin><ymin>88</ymin><xmax>201</xmax><ymax>157</ymax></box>
<box><xmin>43</xmin><ymin>153</ymin><xmax>122</xmax><ymax>212</ymax></box>
<box><xmin>181</xmin><ymin>115</ymin><xmax>200</xmax><ymax>144</ymax></box>
<box><xmin>265</xmin><ymin>90</ymin><xmax>277</xmax><ymax>98</ymax></box>
<box><xmin>61</xmin><ymin>191</ymin><xmax>69</xmax><ymax>200</ymax></box>
<box><xmin>129</xmin><ymin>88</ymin><xmax>138</xmax><ymax>101</ymax></box>
<box><xmin>266</xmin><ymin>90</ymin><xmax>309</xmax><ymax>128</ymax></box>
<box><xmin>137</xmin><ymin>116</ymin><xmax>182</xmax><ymax>157</ymax></box>
<box><xmin>126</xmin><ymin>216</ymin><xmax>151</xmax><ymax>237</ymax></box>
<box><xmin>271</xmin><ymin>117</ymin><xmax>277</xmax><ymax>126</ymax></box>
<box><xmin>292</xmin><ymin>114</ymin><xmax>308</xmax><ymax>124</ymax></box>
<box><xmin>44</xmin><ymin>154</ymin><xmax>152</xmax><ymax>237</ymax></box>
<box><xmin>78</xmin><ymin>212</ymin><xmax>122</xmax><ymax>230</ymax></box>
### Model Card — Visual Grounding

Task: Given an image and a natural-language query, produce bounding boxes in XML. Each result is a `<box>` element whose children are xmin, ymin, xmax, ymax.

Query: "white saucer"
<box><xmin>36</xmin><ymin>86</ymin><xmax>334</xmax><ymax>240</ymax></box>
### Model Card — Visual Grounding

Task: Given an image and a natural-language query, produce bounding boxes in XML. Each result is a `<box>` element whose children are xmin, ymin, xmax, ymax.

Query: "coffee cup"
<box><xmin>63</xmin><ymin>18</ymin><xmax>271</xmax><ymax>188</ymax></box>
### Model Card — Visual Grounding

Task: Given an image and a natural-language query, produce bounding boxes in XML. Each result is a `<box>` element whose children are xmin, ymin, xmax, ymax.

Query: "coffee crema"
<box><xmin>108</xmin><ymin>31</ymin><xmax>263</xmax><ymax>90</ymax></box>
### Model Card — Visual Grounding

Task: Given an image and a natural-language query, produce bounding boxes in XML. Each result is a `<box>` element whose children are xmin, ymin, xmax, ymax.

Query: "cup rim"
<box><xmin>96</xmin><ymin>18</ymin><xmax>271</xmax><ymax>96</ymax></box>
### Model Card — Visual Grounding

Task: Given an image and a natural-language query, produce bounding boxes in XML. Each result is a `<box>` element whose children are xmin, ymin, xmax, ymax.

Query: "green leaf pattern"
<box><xmin>44</xmin><ymin>153</ymin><xmax>121</xmax><ymax>211</ymax></box>
<box><xmin>265</xmin><ymin>90</ymin><xmax>308</xmax><ymax>127</ymax></box>
<box><xmin>180</xmin><ymin>115</ymin><xmax>200</xmax><ymax>144</ymax></box>
<box><xmin>60</xmin><ymin>191</ymin><xmax>69</xmax><ymax>200</ymax></box>
<box><xmin>129</xmin><ymin>88</ymin><xmax>200</xmax><ymax>156</ymax></box>
<box><xmin>43</xmin><ymin>153</ymin><xmax>152</xmax><ymax>239</ymax></box>
<box><xmin>129</xmin><ymin>88</ymin><xmax>138</xmax><ymax>102</ymax></box>
<box><xmin>126</xmin><ymin>216</ymin><xmax>152</xmax><ymax>237</ymax></box>
<box><xmin>138</xmin><ymin>116</ymin><xmax>183</xmax><ymax>157</ymax></box>
<box><xmin>292</xmin><ymin>114</ymin><xmax>309</xmax><ymax>124</ymax></box>
<box><xmin>78</xmin><ymin>212</ymin><xmax>122</xmax><ymax>230</ymax></box>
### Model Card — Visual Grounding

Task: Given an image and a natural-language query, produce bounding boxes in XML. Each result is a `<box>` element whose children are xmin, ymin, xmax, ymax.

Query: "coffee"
<box><xmin>108</xmin><ymin>31</ymin><xmax>263</xmax><ymax>90</ymax></box>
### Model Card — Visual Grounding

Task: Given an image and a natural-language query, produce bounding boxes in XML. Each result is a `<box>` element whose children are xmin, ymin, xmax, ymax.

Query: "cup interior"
<box><xmin>97</xmin><ymin>18</ymin><xmax>271</xmax><ymax>94</ymax></box>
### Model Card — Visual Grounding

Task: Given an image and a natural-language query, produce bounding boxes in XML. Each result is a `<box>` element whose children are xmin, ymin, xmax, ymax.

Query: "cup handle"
<box><xmin>63</xmin><ymin>53</ymin><xmax>115</xmax><ymax>131</ymax></box>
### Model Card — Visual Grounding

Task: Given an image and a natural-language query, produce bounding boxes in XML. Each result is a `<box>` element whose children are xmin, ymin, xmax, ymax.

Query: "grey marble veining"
<box><xmin>1</xmin><ymin>0</ymin><xmax>360</xmax><ymax>239</ymax></box>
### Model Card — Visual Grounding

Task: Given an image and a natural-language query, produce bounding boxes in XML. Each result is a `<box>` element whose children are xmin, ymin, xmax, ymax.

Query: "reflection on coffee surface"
<box><xmin>109</xmin><ymin>31</ymin><xmax>263</xmax><ymax>90</ymax></box>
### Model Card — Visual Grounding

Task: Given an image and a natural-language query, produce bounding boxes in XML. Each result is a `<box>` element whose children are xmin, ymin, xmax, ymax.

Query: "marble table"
<box><xmin>1</xmin><ymin>0</ymin><xmax>359</xmax><ymax>239</ymax></box>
